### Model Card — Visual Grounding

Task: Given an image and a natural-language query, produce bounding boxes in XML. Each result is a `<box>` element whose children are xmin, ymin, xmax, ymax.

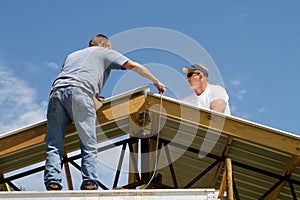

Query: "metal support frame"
<box><xmin>0</xmin><ymin>137</ymin><xmax>140</xmax><ymax>191</ymax></box>
<box><xmin>288</xmin><ymin>178</ymin><xmax>298</xmax><ymax>200</ymax></box>
<box><xmin>140</xmin><ymin>138</ymin><xmax>150</xmax><ymax>184</ymax></box>
<box><xmin>149</xmin><ymin>136</ymin><xmax>300</xmax><ymax>199</ymax></box>
<box><xmin>113</xmin><ymin>143</ymin><xmax>127</xmax><ymax>188</ymax></box>
<box><xmin>1</xmin><ymin>134</ymin><xmax>299</xmax><ymax>199</ymax></box>
<box><xmin>163</xmin><ymin>144</ymin><xmax>178</xmax><ymax>188</ymax></box>
<box><xmin>232</xmin><ymin>175</ymin><xmax>240</xmax><ymax>200</ymax></box>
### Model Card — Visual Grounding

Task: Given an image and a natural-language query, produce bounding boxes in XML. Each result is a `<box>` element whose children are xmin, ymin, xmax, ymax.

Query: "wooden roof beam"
<box><xmin>145</xmin><ymin>94</ymin><xmax>300</xmax><ymax>156</ymax></box>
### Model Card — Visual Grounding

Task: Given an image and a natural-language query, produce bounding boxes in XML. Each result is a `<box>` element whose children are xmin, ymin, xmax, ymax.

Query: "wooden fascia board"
<box><xmin>0</xmin><ymin>88</ymin><xmax>148</xmax><ymax>158</ymax></box>
<box><xmin>96</xmin><ymin>94</ymin><xmax>146</xmax><ymax>124</ymax></box>
<box><xmin>0</xmin><ymin>122</ymin><xmax>47</xmax><ymax>157</ymax></box>
<box><xmin>145</xmin><ymin>94</ymin><xmax>300</xmax><ymax>156</ymax></box>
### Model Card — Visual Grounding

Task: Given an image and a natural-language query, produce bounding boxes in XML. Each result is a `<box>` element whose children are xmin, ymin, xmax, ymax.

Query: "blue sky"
<box><xmin>0</xmin><ymin>0</ymin><xmax>300</xmax><ymax>190</ymax></box>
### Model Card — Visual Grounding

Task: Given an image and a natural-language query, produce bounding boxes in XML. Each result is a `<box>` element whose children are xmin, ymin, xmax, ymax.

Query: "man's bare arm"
<box><xmin>210</xmin><ymin>99</ymin><xmax>227</xmax><ymax>113</ymax></box>
<box><xmin>123</xmin><ymin>60</ymin><xmax>166</xmax><ymax>94</ymax></box>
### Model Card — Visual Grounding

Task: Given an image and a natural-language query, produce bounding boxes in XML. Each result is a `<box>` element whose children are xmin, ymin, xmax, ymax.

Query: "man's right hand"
<box><xmin>154</xmin><ymin>82</ymin><xmax>166</xmax><ymax>94</ymax></box>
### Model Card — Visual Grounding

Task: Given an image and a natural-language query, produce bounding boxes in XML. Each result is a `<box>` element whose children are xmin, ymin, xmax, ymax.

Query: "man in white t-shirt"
<box><xmin>180</xmin><ymin>63</ymin><xmax>231</xmax><ymax>115</ymax></box>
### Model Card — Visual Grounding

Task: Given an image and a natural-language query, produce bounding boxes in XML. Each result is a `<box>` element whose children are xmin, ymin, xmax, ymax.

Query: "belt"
<box><xmin>49</xmin><ymin>86</ymin><xmax>103</xmax><ymax>110</ymax></box>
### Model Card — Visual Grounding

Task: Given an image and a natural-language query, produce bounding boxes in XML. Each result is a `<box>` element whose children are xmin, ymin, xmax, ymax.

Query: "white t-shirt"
<box><xmin>180</xmin><ymin>84</ymin><xmax>231</xmax><ymax>115</ymax></box>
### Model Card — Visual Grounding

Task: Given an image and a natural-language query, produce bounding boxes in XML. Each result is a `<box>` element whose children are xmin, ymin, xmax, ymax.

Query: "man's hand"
<box><xmin>154</xmin><ymin>82</ymin><xmax>166</xmax><ymax>94</ymax></box>
<box><xmin>97</xmin><ymin>96</ymin><xmax>105</xmax><ymax>101</ymax></box>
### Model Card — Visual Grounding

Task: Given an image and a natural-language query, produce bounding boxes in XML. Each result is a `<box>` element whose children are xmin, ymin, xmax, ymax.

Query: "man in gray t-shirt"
<box><xmin>44</xmin><ymin>34</ymin><xmax>166</xmax><ymax>191</ymax></box>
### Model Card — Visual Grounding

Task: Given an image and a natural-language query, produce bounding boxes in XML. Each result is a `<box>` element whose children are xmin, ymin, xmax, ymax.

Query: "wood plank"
<box><xmin>96</xmin><ymin>95</ymin><xmax>146</xmax><ymax>124</ymax></box>
<box><xmin>145</xmin><ymin>95</ymin><xmax>300</xmax><ymax>156</ymax></box>
<box><xmin>0</xmin><ymin>124</ymin><xmax>47</xmax><ymax>157</ymax></box>
<box><xmin>0</xmin><ymin>92</ymin><xmax>146</xmax><ymax>157</ymax></box>
<box><xmin>226</xmin><ymin>158</ymin><xmax>234</xmax><ymax>200</ymax></box>
<box><xmin>0</xmin><ymin>121</ymin><xmax>77</xmax><ymax>157</ymax></box>
<box><xmin>218</xmin><ymin>170</ymin><xmax>226</xmax><ymax>199</ymax></box>
<box><xmin>63</xmin><ymin>150</ymin><xmax>74</xmax><ymax>190</ymax></box>
<box><xmin>211</xmin><ymin>136</ymin><xmax>233</xmax><ymax>187</ymax></box>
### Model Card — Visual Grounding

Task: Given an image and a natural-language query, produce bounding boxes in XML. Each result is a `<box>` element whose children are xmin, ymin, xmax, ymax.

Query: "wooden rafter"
<box><xmin>211</xmin><ymin>136</ymin><xmax>233</xmax><ymax>187</ymax></box>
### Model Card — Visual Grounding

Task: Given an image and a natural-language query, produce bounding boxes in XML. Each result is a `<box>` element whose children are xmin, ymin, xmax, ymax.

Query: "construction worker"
<box><xmin>44</xmin><ymin>34</ymin><xmax>166</xmax><ymax>190</ymax></box>
<box><xmin>181</xmin><ymin>63</ymin><xmax>230</xmax><ymax>115</ymax></box>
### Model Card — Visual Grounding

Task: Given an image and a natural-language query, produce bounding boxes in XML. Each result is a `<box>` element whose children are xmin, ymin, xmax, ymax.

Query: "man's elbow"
<box><xmin>211</xmin><ymin>100</ymin><xmax>227</xmax><ymax>113</ymax></box>
<box><xmin>123</xmin><ymin>60</ymin><xmax>136</xmax><ymax>70</ymax></box>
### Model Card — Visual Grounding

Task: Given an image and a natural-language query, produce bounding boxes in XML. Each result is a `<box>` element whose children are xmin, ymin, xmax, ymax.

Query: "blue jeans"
<box><xmin>44</xmin><ymin>86</ymin><xmax>99</xmax><ymax>189</ymax></box>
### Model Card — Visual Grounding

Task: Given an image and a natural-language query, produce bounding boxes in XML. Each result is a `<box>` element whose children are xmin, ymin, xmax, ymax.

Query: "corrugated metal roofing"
<box><xmin>1</xmin><ymin>86</ymin><xmax>300</xmax><ymax>199</ymax></box>
<box><xmin>144</xmin><ymin>93</ymin><xmax>300</xmax><ymax>200</ymax></box>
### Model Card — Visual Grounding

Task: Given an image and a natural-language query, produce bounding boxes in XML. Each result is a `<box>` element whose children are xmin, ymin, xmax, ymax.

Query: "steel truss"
<box><xmin>1</xmin><ymin>135</ymin><xmax>299</xmax><ymax>200</ymax></box>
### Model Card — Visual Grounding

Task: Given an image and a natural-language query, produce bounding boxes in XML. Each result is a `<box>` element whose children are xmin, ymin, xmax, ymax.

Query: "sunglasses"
<box><xmin>186</xmin><ymin>72</ymin><xmax>200</xmax><ymax>78</ymax></box>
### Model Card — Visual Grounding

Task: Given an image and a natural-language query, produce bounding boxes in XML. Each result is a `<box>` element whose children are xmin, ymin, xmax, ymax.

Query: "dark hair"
<box><xmin>89</xmin><ymin>34</ymin><xmax>111</xmax><ymax>47</ymax></box>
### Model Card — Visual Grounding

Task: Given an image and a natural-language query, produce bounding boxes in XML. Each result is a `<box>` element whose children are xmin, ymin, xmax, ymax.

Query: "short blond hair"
<box><xmin>89</xmin><ymin>34</ymin><xmax>112</xmax><ymax>48</ymax></box>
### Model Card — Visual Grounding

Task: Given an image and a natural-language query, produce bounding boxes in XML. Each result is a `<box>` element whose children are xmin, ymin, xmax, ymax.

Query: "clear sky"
<box><xmin>0</xmin><ymin>0</ymin><xmax>300</xmax><ymax>190</ymax></box>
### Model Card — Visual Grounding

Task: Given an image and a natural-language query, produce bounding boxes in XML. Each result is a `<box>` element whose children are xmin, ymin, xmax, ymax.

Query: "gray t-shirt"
<box><xmin>52</xmin><ymin>46</ymin><xmax>129</xmax><ymax>96</ymax></box>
